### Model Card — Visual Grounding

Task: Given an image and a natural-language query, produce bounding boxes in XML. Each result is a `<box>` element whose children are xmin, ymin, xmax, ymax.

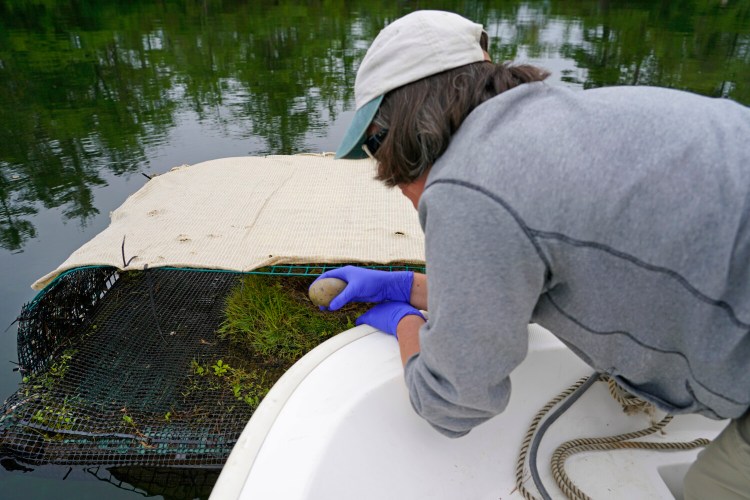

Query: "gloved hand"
<box><xmin>312</xmin><ymin>265</ymin><xmax>414</xmax><ymax>311</ymax></box>
<box><xmin>355</xmin><ymin>301</ymin><xmax>425</xmax><ymax>338</ymax></box>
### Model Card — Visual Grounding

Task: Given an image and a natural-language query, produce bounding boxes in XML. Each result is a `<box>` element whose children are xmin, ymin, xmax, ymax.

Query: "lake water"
<box><xmin>1</xmin><ymin>0</ymin><xmax>748</xmax><ymax>498</ymax></box>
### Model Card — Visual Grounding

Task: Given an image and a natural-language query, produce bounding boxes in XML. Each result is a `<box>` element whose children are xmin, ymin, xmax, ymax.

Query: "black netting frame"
<box><xmin>2</xmin><ymin>267</ymin><xmax>262</xmax><ymax>467</ymax></box>
<box><xmin>17</xmin><ymin>266</ymin><xmax>118</xmax><ymax>376</ymax></box>
<box><xmin>1</xmin><ymin>263</ymin><xmax>424</xmax><ymax>470</ymax></box>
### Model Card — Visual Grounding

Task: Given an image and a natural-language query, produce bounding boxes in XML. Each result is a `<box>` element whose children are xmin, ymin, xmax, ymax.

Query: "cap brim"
<box><xmin>335</xmin><ymin>95</ymin><xmax>384</xmax><ymax>159</ymax></box>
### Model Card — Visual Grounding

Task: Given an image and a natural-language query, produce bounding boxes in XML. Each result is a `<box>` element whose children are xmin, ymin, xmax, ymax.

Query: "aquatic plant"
<box><xmin>217</xmin><ymin>275</ymin><xmax>364</xmax><ymax>362</ymax></box>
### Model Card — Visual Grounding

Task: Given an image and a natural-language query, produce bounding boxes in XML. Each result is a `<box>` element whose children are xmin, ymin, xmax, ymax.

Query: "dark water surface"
<box><xmin>1</xmin><ymin>0</ymin><xmax>748</xmax><ymax>498</ymax></box>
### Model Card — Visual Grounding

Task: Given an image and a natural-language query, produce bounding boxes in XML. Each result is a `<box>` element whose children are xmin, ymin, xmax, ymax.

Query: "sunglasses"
<box><xmin>361</xmin><ymin>128</ymin><xmax>388</xmax><ymax>159</ymax></box>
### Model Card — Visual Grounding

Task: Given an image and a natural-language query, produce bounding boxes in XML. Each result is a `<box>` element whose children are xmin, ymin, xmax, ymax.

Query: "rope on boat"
<box><xmin>515</xmin><ymin>374</ymin><xmax>596</xmax><ymax>500</ymax></box>
<box><xmin>551</xmin><ymin>415</ymin><xmax>710</xmax><ymax>500</ymax></box>
<box><xmin>515</xmin><ymin>374</ymin><xmax>711</xmax><ymax>500</ymax></box>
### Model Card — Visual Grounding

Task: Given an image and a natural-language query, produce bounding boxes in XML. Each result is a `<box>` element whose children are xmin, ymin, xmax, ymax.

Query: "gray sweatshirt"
<box><xmin>406</xmin><ymin>82</ymin><xmax>750</xmax><ymax>438</ymax></box>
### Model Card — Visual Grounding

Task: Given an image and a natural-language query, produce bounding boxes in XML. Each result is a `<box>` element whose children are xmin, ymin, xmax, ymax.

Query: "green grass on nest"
<box><xmin>184</xmin><ymin>275</ymin><xmax>370</xmax><ymax>414</ymax></box>
<box><xmin>218</xmin><ymin>274</ymin><xmax>369</xmax><ymax>362</ymax></box>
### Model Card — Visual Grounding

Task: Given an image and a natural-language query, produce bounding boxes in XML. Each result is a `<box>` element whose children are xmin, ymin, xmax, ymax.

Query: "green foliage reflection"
<box><xmin>0</xmin><ymin>0</ymin><xmax>748</xmax><ymax>251</ymax></box>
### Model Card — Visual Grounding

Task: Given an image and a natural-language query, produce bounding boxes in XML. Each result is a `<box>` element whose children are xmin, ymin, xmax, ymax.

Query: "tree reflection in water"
<box><xmin>1</xmin><ymin>0</ymin><xmax>748</xmax><ymax>251</ymax></box>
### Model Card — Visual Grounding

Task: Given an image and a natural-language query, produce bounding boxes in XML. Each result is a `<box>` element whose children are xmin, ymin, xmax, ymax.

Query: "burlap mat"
<box><xmin>33</xmin><ymin>154</ymin><xmax>425</xmax><ymax>290</ymax></box>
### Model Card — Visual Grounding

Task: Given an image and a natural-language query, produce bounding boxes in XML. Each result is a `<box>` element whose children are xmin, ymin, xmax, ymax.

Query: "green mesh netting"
<box><xmin>4</xmin><ymin>267</ymin><xmax>252</xmax><ymax>468</ymax></box>
<box><xmin>0</xmin><ymin>264</ymin><xmax>422</xmax><ymax>475</ymax></box>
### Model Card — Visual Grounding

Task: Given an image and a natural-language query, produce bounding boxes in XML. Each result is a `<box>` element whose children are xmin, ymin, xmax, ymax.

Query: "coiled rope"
<box><xmin>515</xmin><ymin>374</ymin><xmax>596</xmax><ymax>500</ymax></box>
<box><xmin>515</xmin><ymin>373</ymin><xmax>711</xmax><ymax>500</ymax></box>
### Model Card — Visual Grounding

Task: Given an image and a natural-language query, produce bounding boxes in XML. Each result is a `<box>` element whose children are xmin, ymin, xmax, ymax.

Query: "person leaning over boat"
<box><xmin>313</xmin><ymin>10</ymin><xmax>750</xmax><ymax>499</ymax></box>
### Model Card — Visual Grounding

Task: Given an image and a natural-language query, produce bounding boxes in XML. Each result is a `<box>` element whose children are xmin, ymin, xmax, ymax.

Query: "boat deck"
<box><xmin>211</xmin><ymin>324</ymin><xmax>725</xmax><ymax>499</ymax></box>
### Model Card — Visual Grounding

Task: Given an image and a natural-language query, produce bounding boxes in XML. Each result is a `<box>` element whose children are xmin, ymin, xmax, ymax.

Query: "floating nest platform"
<box><xmin>0</xmin><ymin>264</ymin><xmax>422</xmax><ymax>469</ymax></box>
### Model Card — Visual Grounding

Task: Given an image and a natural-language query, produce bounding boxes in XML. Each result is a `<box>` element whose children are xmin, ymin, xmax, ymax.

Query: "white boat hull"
<box><xmin>211</xmin><ymin>324</ymin><xmax>725</xmax><ymax>499</ymax></box>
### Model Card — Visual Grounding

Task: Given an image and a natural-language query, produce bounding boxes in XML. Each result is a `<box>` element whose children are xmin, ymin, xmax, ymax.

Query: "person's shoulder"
<box><xmin>468</xmin><ymin>81</ymin><xmax>575</xmax><ymax>120</ymax></box>
<box><xmin>486</xmin><ymin>80</ymin><xmax>564</xmax><ymax>105</ymax></box>
<box><xmin>584</xmin><ymin>84</ymin><xmax>745</xmax><ymax>107</ymax></box>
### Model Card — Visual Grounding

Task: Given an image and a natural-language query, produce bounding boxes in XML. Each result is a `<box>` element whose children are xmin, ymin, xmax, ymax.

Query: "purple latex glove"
<box><xmin>312</xmin><ymin>265</ymin><xmax>414</xmax><ymax>311</ymax></box>
<box><xmin>355</xmin><ymin>301</ymin><xmax>425</xmax><ymax>338</ymax></box>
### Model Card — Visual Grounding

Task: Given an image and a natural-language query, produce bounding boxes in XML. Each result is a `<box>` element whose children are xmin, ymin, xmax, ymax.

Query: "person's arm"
<box><xmin>409</xmin><ymin>272</ymin><xmax>428</xmax><ymax>311</ymax></box>
<box><xmin>397</xmin><ymin>314</ymin><xmax>424</xmax><ymax>365</ymax></box>
<box><xmin>352</xmin><ymin>272</ymin><xmax>427</xmax><ymax>365</ymax></box>
<box><xmin>405</xmin><ymin>182</ymin><xmax>546</xmax><ymax>437</ymax></box>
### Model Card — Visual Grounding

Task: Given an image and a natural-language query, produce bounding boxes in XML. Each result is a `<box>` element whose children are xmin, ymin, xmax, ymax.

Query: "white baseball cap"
<box><xmin>335</xmin><ymin>10</ymin><xmax>486</xmax><ymax>159</ymax></box>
